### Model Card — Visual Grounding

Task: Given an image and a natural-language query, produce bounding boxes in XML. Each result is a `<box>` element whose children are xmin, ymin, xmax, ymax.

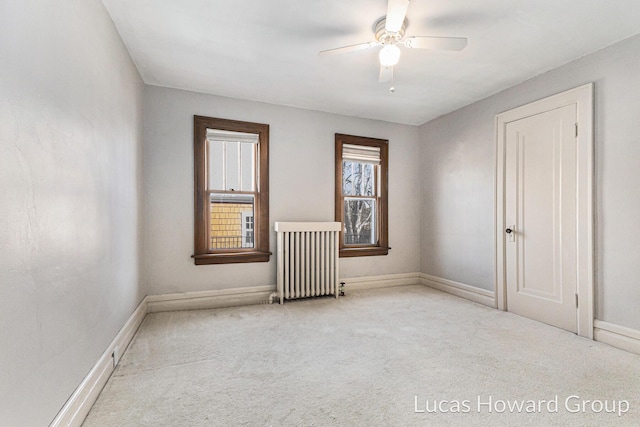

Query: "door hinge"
<box><xmin>575</xmin><ymin>293</ymin><xmax>579</xmax><ymax>308</ymax></box>
<box><xmin>575</xmin><ymin>123</ymin><xmax>578</xmax><ymax>138</ymax></box>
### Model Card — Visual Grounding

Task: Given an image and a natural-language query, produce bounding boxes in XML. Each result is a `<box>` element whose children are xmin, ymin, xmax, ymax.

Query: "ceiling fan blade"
<box><xmin>318</xmin><ymin>42</ymin><xmax>378</xmax><ymax>56</ymax></box>
<box><xmin>379</xmin><ymin>65</ymin><xmax>393</xmax><ymax>83</ymax></box>
<box><xmin>385</xmin><ymin>0</ymin><xmax>411</xmax><ymax>33</ymax></box>
<box><xmin>404</xmin><ymin>36</ymin><xmax>468</xmax><ymax>51</ymax></box>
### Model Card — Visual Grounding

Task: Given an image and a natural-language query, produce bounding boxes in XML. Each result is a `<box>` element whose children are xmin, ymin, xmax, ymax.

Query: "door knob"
<box><xmin>505</xmin><ymin>226</ymin><xmax>516</xmax><ymax>242</ymax></box>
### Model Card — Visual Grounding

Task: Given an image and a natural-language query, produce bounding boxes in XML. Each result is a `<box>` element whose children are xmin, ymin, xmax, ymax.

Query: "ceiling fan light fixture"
<box><xmin>379</xmin><ymin>44</ymin><xmax>401</xmax><ymax>67</ymax></box>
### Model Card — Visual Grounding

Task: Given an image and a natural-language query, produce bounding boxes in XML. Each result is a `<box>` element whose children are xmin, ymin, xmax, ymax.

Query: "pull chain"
<box><xmin>389</xmin><ymin>66</ymin><xmax>396</xmax><ymax>93</ymax></box>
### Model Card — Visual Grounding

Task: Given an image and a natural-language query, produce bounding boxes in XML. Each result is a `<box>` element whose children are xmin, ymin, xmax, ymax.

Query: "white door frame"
<box><xmin>495</xmin><ymin>83</ymin><xmax>594</xmax><ymax>339</ymax></box>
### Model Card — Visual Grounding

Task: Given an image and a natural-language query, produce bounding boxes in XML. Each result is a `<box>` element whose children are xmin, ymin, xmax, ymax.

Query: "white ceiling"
<box><xmin>102</xmin><ymin>0</ymin><xmax>640</xmax><ymax>126</ymax></box>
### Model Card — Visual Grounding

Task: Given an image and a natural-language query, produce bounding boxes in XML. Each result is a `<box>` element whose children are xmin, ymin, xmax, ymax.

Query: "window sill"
<box><xmin>339</xmin><ymin>246</ymin><xmax>389</xmax><ymax>258</ymax></box>
<box><xmin>193</xmin><ymin>251</ymin><xmax>271</xmax><ymax>265</ymax></box>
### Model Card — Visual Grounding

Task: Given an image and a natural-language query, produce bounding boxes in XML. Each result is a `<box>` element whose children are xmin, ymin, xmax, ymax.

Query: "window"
<box><xmin>193</xmin><ymin>116</ymin><xmax>270</xmax><ymax>265</ymax></box>
<box><xmin>242</xmin><ymin>211</ymin><xmax>254</xmax><ymax>248</ymax></box>
<box><xmin>335</xmin><ymin>133</ymin><xmax>389</xmax><ymax>257</ymax></box>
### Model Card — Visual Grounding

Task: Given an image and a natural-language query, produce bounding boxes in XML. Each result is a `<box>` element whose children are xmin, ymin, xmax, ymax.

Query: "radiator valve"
<box><xmin>339</xmin><ymin>282</ymin><xmax>345</xmax><ymax>296</ymax></box>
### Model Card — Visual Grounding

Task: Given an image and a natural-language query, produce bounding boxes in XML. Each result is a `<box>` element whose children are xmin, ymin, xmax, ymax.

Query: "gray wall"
<box><xmin>143</xmin><ymin>86</ymin><xmax>421</xmax><ymax>295</ymax></box>
<box><xmin>419</xmin><ymin>34</ymin><xmax>640</xmax><ymax>331</ymax></box>
<box><xmin>0</xmin><ymin>1</ymin><xmax>144</xmax><ymax>425</ymax></box>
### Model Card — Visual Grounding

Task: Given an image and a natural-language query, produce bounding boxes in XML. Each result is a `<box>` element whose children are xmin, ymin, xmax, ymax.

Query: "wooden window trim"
<box><xmin>193</xmin><ymin>116</ymin><xmax>271</xmax><ymax>265</ymax></box>
<box><xmin>335</xmin><ymin>133</ymin><xmax>389</xmax><ymax>257</ymax></box>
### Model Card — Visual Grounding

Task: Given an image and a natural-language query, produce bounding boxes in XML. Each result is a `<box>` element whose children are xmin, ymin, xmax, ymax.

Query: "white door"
<box><xmin>504</xmin><ymin>104</ymin><xmax>578</xmax><ymax>333</ymax></box>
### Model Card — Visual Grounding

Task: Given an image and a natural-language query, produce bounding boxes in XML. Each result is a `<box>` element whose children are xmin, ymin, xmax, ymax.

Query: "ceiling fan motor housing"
<box><xmin>374</xmin><ymin>17</ymin><xmax>407</xmax><ymax>45</ymax></box>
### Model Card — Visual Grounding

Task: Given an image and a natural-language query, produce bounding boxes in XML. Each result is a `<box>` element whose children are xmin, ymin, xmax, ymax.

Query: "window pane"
<box><xmin>240</xmin><ymin>142</ymin><xmax>255</xmax><ymax>191</ymax></box>
<box><xmin>225</xmin><ymin>141</ymin><xmax>240</xmax><ymax>191</ymax></box>
<box><xmin>208</xmin><ymin>140</ymin><xmax>224</xmax><ymax>190</ymax></box>
<box><xmin>343</xmin><ymin>198</ymin><xmax>376</xmax><ymax>245</ymax></box>
<box><xmin>342</xmin><ymin>161</ymin><xmax>353</xmax><ymax>195</ymax></box>
<box><xmin>209</xmin><ymin>193</ymin><xmax>255</xmax><ymax>249</ymax></box>
<box><xmin>363</xmin><ymin>163</ymin><xmax>374</xmax><ymax>196</ymax></box>
<box><xmin>353</xmin><ymin>162</ymin><xmax>363</xmax><ymax>196</ymax></box>
<box><xmin>343</xmin><ymin>161</ymin><xmax>376</xmax><ymax>197</ymax></box>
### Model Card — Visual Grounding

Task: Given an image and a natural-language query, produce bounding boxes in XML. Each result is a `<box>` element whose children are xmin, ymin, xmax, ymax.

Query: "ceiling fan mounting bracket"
<box><xmin>374</xmin><ymin>17</ymin><xmax>407</xmax><ymax>45</ymax></box>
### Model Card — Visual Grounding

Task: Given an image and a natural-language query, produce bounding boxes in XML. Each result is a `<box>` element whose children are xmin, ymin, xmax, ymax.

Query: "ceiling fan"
<box><xmin>319</xmin><ymin>0</ymin><xmax>467</xmax><ymax>87</ymax></box>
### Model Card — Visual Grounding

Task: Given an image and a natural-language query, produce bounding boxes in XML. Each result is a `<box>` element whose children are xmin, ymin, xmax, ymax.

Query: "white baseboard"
<box><xmin>340</xmin><ymin>272</ymin><xmax>420</xmax><ymax>291</ymax></box>
<box><xmin>419</xmin><ymin>273</ymin><xmax>496</xmax><ymax>308</ymax></box>
<box><xmin>50</xmin><ymin>297</ymin><xmax>148</xmax><ymax>427</ymax></box>
<box><xmin>594</xmin><ymin>320</ymin><xmax>640</xmax><ymax>355</ymax></box>
<box><xmin>146</xmin><ymin>285</ymin><xmax>276</xmax><ymax>313</ymax></box>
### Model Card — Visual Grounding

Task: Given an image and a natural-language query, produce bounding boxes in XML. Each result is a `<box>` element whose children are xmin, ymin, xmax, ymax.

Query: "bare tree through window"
<box><xmin>335</xmin><ymin>134</ymin><xmax>389</xmax><ymax>257</ymax></box>
<box><xmin>343</xmin><ymin>161</ymin><xmax>375</xmax><ymax>244</ymax></box>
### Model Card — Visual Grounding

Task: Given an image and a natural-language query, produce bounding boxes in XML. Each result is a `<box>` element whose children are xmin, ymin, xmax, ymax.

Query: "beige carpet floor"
<box><xmin>83</xmin><ymin>285</ymin><xmax>640</xmax><ymax>426</ymax></box>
